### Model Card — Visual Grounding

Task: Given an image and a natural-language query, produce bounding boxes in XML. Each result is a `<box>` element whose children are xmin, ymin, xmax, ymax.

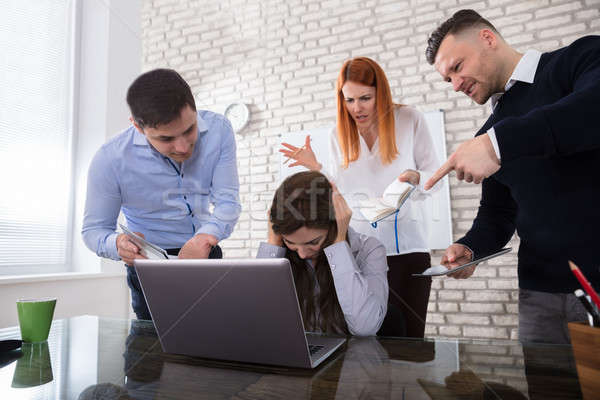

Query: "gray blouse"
<box><xmin>257</xmin><ymin>227</ymin><xmax>388</xmax><ymax>336</ymax></box>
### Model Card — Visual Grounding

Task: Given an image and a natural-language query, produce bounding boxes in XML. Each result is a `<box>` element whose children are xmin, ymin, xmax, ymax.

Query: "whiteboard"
<box><xmin>421</xmin><ymin>111</ymin><xmax>452</xmax><ymax>250</ymax></box>
<box><xmin>279</xmin><ymin>110</ymin><xmax>452</xmax><ymax>250</ymax></box>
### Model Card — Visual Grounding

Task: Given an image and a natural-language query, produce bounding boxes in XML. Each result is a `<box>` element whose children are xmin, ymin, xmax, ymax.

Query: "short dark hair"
<box><xmin>426</xmin><ymin>9</ymin><xmax>499</xmax><ymax>65</ymax></box>
<box><xmin>126</xmin><ymin>68</ymin><xmax>196</xmax><ymax>129</ymax></box>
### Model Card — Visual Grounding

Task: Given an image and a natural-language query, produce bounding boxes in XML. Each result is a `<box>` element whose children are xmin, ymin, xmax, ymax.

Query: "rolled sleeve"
<box><xmin>323</xmin><ymin>240</ymin><xmax>388</xmax><ymax>336</ymax></box>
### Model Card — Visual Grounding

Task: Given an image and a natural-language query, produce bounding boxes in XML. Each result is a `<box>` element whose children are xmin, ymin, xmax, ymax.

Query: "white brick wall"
<box><xmin>141</xmin><ymin>0</ymin><xmax>600</xmax><ymax>339</ymax></box>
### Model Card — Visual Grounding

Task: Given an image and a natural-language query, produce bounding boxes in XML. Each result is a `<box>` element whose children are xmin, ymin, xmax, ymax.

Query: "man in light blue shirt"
<box><xmin>82</xmin><ymin>69</ymin><xmax>241</xmax><ymax>319</ymax></box>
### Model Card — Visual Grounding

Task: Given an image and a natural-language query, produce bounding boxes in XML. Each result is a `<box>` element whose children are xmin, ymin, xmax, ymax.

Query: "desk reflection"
<box><xmin>0</xmin><ymin>317</ymin><xmax>583</xmax><ymax>400</ymax></box>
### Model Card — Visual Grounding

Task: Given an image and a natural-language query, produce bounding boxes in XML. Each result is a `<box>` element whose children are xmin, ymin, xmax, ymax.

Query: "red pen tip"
<box><xmin>568</xmin><ymin>260</ymin><xmax>578</xmax><ymax>271</ymax></box>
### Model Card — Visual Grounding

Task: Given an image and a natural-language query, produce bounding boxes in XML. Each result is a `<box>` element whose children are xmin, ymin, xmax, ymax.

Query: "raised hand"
<box><xmin>279</xmin><ymin>135</ymin><xmax>322</xmax><ymax>171</ymax></box>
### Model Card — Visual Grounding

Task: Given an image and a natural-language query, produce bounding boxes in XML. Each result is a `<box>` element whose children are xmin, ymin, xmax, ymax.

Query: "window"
<box><xmin>0</xmin><ymin>0</ymin><xmax>75</xmax><ymax>273</ymax></box>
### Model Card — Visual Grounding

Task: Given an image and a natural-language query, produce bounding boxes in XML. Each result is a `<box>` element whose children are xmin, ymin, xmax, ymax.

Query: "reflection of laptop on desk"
<box><xmin>134</xmin><ymin>258</ymin><xmax>346</xmax><ymax>369</ymax></box>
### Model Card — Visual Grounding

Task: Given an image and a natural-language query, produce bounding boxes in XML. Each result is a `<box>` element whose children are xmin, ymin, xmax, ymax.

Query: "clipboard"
<box><xmin>413</xmin><ymin>247</ymin><xmax>512</xmax><ymax>277</ymax></box>
<box><xmin>119</xmin><ymin>223</ymin><xmax>169</xmax><ymax>260</ymax></box>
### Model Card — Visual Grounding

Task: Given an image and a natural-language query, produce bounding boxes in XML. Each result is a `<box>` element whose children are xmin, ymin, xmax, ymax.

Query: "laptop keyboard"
<box><xmin>308</xmin><ymin>344</ymin><xmax>324</xmax><ymax>356</ymax></box>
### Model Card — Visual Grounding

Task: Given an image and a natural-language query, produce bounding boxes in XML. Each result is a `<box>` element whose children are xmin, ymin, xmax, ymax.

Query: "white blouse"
<box><xmin>325</xmin><ymin>106</ymin><xmax>441</xmax><ymax>255</ymax></box>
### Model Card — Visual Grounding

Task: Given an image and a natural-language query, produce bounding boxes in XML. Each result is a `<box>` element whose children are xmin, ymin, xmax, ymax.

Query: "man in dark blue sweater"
<box><xmin>424</xmin><ymin>10</ymin><xmax>600</xmax><ymax>344</ymax></box>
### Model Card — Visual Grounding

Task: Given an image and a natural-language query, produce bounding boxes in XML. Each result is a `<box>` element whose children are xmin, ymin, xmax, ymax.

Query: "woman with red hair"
<box><xmin>281</xmin><ymin>57</ymin><xmax>441</xmax><ymax>337</ymax></box>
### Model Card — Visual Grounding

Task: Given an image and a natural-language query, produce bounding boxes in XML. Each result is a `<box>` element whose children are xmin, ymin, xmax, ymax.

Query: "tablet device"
<box><xmin>413</xmin><ymin>247</ymin><xmax>512</xmax><ymax>277</ymax></box>
<box><xmin>119</xmin><ymin>223</ymin><xmax>169</xmax><ymax>260</ymax></box>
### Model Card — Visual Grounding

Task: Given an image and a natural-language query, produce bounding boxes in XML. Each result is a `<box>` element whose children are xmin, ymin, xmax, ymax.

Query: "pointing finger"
<box><xmin>424</xmin><ymin>159</ymin><xmax>454</xmax><ymax>190</ymax></box>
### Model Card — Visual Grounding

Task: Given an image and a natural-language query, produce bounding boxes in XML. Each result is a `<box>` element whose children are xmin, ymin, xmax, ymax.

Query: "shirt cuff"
<box><xmin>256</xmin><ymin>242</ymin><xmax>287</xmax><ymax>258</ymax></box>
<box><xmin>323</xmin><ymin>240</ymin><xmax>359</xmax><ymax>276</ymax></box>
<box><xmin>195</xmin><ymin>223</ymin><xmax>222</xmax><ymax>242</ymax></box>
<box><xmin>487</xmin><ymin>128</ymin><xmax>501</xmax><ymax>161</ymax></box>
<box><xmin>456</xmin><ymin>242</ymin><xmax>475</xmax><ymax>261</ymax></box>
<box><xmin>107</xmin><ymin>232</ymin><xmax>120</xmax><ymax>260</ymax></box>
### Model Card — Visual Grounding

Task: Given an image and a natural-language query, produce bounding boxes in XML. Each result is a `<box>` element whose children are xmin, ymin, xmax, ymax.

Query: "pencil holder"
<box><xmin>568</xmin><ymin>322</ymin><xmax>600</xmax><ymax>400</ymax></box>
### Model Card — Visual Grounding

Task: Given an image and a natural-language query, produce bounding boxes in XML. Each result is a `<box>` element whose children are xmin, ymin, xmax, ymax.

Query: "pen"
<box><xmin>283</xmin><ymin>145</ymin><xmax>306</xmax><ymax>165</ymax></box>
<box><xmin>569</xmin><ymin>261</ymin><xmax>600</xmax><ymax>309</ymax></box>
<box><xmin>574</xmin><ymin>289</ymin><xmax>600</xmax><ymax>327</ymax></box>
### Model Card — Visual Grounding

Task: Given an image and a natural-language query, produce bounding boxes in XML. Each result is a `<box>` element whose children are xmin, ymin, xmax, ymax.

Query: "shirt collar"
<box><xmin>133</xmin><ymin>128</ymin><xmax>148</xmax><ymax>146</ymax></box>
<box><xmin>132</xmin><ymin>112</ymin><xmax>208</xmax><ymax>147</ymax></box>
<box><xmin>491</xmin><ymin>49</ymin><xmax>542</xmax><ymax>109</ymax></box>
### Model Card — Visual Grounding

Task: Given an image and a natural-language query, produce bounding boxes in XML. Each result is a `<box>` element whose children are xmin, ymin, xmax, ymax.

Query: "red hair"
<box><xmin>336</xmin><ymin>57</ymin><xmax>400</xmax><ymax>168</ymax></box>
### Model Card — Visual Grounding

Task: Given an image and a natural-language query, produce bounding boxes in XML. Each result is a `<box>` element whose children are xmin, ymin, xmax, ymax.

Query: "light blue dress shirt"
<box><xmin>82</xmin><ymin>110</ymin><xmax>241</xmax><ymax>261</ymax></box>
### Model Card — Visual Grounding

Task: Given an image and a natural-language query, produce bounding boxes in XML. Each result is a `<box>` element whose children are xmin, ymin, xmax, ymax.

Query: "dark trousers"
<box><xmin>385</xmin><ymin>252</ymin><xmax>431</xmax><ymax>338</ymax></box>
<box><xmin>126</xmin><ymin>245</ymin><xmax>223</xmax><ymax>320</ymax></box>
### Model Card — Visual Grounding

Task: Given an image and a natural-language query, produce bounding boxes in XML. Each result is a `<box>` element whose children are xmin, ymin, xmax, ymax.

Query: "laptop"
<box><xmin>133</xmin><ymin>258</ymin><xmax>346</xmax><ymax>368</ymax></box>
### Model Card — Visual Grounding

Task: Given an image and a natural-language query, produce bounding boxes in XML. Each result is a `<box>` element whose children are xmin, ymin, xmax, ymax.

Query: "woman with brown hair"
<box><xmin>280</xmin><ymin>57</ymin><xmax>441</xmax><ymax>337</ymax></box>
<box><xmin>257</xmin><ymin>171</ymin><xmax>388</xmax><ymax>336</ymax></box>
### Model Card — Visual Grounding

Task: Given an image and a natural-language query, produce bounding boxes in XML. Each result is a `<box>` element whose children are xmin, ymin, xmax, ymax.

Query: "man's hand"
<box><xmin>179</xmin><ymin>234</ymin><xmax>218</xmax><ymax>259</ymax></box>
<box><xmin>441</xmin><ymin>243</ymin><xmax>475</xmax><ymax>279</ymax></box>
<box><xmin>424</xmin><ymin>133</ymin><xmax>500</xmax><ymax>190</ymax></box>
<box><xmin>398</xmin><ymin>169</ymin><xmax>420</xmax><ymax>186</ymax></box>
<box><xmin>116</xmin><ymin>232</ymin><xmax>147</xmax><ymax>266</ymax></box>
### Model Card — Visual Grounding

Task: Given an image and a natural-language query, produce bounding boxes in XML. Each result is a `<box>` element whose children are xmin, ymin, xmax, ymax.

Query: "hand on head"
<box><xmin>330</xmin><ymin>183</ymin><xmax>352</xmax><ymax>243</ymax></box>
<box><xmin>424</xmin><ymin>133</ymin><xmax>500</xmax><ymax>190</ymax></box>
<box><xmin>267</xmin><ymin>208</ymin><xmax>283</xmax><ymax>247</ymax></box>
<box><xmin>279</xmin><ymin>135</ymin><xmax>322</xmax><ymax>171</ymax></box>
<box><xmin>116</xmin><ymin>232</ymin><xmax>147</xmax><ymax>266</ymax></box>
<box><xmin>441</xmin><ymin>243</ymin><xmax>475</xmax><ymax>279</ymax></box>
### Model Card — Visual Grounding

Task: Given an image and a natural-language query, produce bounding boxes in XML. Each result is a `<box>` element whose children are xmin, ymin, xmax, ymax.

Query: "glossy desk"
<box><xmin>0</xmin><ymin>316</ymin><xmax>582</xmax><ymax>399</ymax></box>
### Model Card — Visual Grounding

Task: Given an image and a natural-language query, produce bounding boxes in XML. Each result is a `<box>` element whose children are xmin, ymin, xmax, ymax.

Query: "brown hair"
<box><xmin>127</xmin><ymin>68</ymin><xmax>196</xmax><ymax>129</ymax></box>
<box><xmin>336</xmin><ymin>57</ymin><xmax>399</xmax><ymax>168</ymax></box>
<box><xmin>269</xmin><ymin>171</ymin><xmax>349</xmax><ymax>334</ymax></box>
<box><xmin>426</xmin><ymin>9</ymin><xmax>500</xmax><ymax>65</ymax></box>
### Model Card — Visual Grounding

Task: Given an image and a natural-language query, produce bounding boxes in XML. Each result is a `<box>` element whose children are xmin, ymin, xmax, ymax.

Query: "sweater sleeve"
<box><xmin>495</xmin><ymin>36</ymin><xmax>600</xmax><ymax>162</ymax></box>
<box><xmin>456</xmin><ymin>176</ymin><xmax>517</xmax><ymax>258</ymax></box>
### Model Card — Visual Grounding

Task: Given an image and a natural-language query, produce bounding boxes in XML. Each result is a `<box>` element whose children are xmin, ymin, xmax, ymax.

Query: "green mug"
<box><xmin>16</xmin><ymin>298</ymin><xmax>56</xmax><ymax>343</ymax></box>
<box><xmin>11</xmin><ymin>341</ymin><xmax>53</xmax><ymax>388</ymax></box>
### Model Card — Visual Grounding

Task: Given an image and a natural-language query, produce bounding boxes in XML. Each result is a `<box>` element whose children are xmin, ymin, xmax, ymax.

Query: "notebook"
<box><xmin>358</xmin><ymin>180</ymin><xmax>416</xmax><ymax>224</ymax></box>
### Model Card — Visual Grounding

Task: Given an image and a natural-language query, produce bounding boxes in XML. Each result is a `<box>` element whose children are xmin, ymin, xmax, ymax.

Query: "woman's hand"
<box><xmin>331</xmin><ymin>183</ymin><xmax>352</xmax><ymax>243</ymax></box>
<box><xmin>267</xmin><ymin>210</ymin><xmax>283</xmax><ymax>247</ymax></box>
<box><xmin>398</xmin><ymin>169</ymin><xmax>420</xmax><ymax>186</ymax></box>
<box><xmin>279</xmin><ymin>135</ymin><xmax>322</xmax><ymax>171</ymax></box>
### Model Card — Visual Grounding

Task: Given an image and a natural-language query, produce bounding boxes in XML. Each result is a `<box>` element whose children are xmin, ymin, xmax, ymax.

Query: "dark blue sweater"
<box><xmin>457</xmin><ymin>36</ymin><xmax>600</xmax><ymax>293</ymax></box>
